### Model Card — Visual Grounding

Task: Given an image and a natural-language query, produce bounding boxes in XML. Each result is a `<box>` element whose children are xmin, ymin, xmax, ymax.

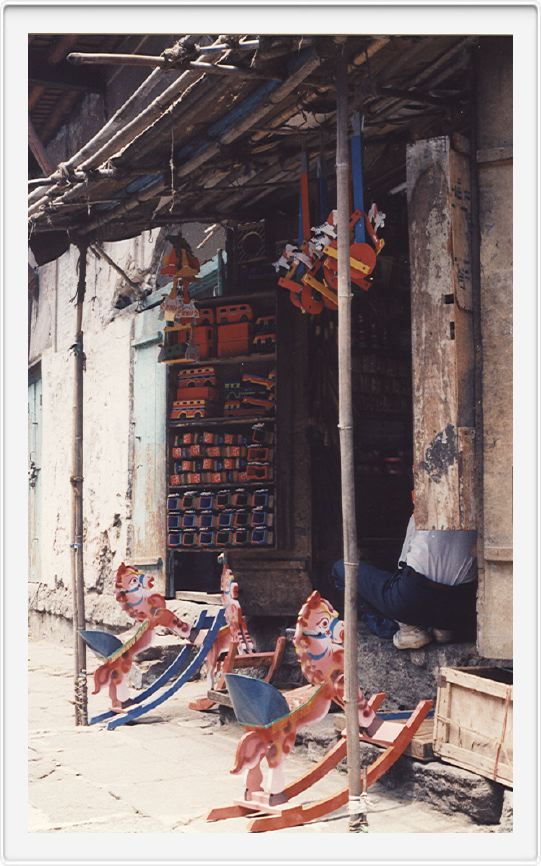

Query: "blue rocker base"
<box><xmin>88</xmin><ymin>608</ymin><xmax>226</xmax><ymax>730</ymax></box>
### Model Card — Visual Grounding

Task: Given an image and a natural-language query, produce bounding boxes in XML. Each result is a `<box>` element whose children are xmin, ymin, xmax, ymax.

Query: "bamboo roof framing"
<box><xmin>28</xmin><ymin>33</ymin><xmax>476</xmax><ymax>264</ymax></box>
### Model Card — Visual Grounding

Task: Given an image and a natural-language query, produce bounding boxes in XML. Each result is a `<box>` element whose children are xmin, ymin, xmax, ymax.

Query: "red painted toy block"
<box><xmin>216</xmin><ymin>303</ymin><xmax>253</xmax><ymax>324</ymax></box>
<box><xmin>177</xmin><ymin>325</ymin><xmax>216</xmax><ymax>360</ymax></box>
<box><xmin>177</xmin><ymin>366</ymin><xmax>217</xmax><ymax>387</ymax></box>
<box><xmin>217</xmin><ymin>322</ymin><xmax>252</xmax><ymax>358</ymax></box>
<box><xmin>176</xmin><ymin>385</ymin><xmax>218</xmax><ymax>402</ymax></box>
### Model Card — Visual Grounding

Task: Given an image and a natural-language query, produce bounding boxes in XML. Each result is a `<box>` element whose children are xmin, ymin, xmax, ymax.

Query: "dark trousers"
<box><xmin>331</xmin><ymin>560</ymin><xmax>477</xmax><ymax>632</ymax></box>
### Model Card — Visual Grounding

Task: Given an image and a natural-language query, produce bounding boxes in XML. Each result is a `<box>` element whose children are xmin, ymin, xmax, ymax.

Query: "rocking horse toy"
<box><xmin>80</xmin><ymin>562</ymin><xmax>227</xmax><ymax>728</ymax></box>
<box><xmin>207</xmin><ymin>590</ymin><xmax>432</xmax><ymax>832</ymax></box>
<box><xmin>188</xmin><ymin>555</ymin><xmax>286</xmax><ymax>712</ymax></box>
<box><xmin>81</xmin><ymin>556</ymin><xmax>286</xmax><ymax>730</ymax></box>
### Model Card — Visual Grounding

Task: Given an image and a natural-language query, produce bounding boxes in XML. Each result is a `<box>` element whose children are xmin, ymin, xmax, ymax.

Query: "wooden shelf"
<box><xmin>169</xmin><ymin>545</ymin><xmax>274</xmax><ymax>553</ymax></box>
<box><xmin>160</xmin><ymin>349</ymin><xmax>276</xmax><ymax>366</ymax></box>
<box><xmin>175</xmin><ymin>590</ymin><xmax>222</xmax><ymax>603</ymax></box>
<box><xmin>189</xmin><ymin>290</ymin><xmax>276</xmax><ymax>307</ymax></box>
<box><xmin>168</xmin><ymin>481</ymin><xmax>275</xmax><ymax>490</ymax></box>
<box><xmin>168</xmin><ymin>415</ymin><xmax>275</xmax><ymax>428</ymax></box>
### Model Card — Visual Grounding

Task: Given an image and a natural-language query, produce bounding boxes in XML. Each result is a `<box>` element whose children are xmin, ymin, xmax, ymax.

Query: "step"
<box><xmin>294</xmin><ymin>715</ymin><xmax>506</xmax><ymax>826</ymax></box>
<box><xmin>332</xmin><ymin>713</ymin><xmax>435</xmax><ymax>761</ymax></box>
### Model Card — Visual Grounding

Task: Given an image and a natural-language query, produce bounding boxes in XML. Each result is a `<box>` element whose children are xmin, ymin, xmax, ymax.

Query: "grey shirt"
<box><xmin>398</xmin><ymin>516</ymin><xmax>477</xmax><ymax>586</ymax></box>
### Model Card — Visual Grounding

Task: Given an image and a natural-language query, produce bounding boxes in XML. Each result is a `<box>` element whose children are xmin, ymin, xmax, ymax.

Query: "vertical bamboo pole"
<box><xmin>335</xmin><ymin>43</ymin><xmax>362</xmax><ymax>832</ymax></box>
<box><xmin>71</xmin><ymin>244</ymin><xmax>88</xmax><ymax>725</ymax></box>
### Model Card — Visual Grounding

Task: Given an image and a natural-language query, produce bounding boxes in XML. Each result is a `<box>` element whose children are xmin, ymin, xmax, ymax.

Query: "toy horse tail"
<box><xmin>231</xmin><ymin>730</ymin><xmax>267</xmax><ymax>775</ymax></box>
<box><xmin>92</xmin><ymin>661</ymin><xmax>111</xmax><ymax>695</ymax></box>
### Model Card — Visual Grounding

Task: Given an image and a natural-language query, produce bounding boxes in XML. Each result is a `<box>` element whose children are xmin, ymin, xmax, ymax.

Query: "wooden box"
<box><xmin>433</xmin><ymin>666</ymin><xmax>513</xmax><ymax>787</ymax></box>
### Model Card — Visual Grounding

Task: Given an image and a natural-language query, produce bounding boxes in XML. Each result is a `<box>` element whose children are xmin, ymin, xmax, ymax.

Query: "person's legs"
<box><xmin>331</xmin><ymin>560</ymin><xmax>433</xmax><ymax>648</ymax></box>
<box><xmin>392</xmin><ymin>622</ymin><xmax>432</xmax><ymax>649</ymax></box>
<box><xmin>331</xmin><ymin>559</ymin><xmax>396</xmax><ymax>614</ymax></box>
<box><xmin>331</xmin><ymin>560</ymin><xmax>477</xmax><ymax>646</ymax></box>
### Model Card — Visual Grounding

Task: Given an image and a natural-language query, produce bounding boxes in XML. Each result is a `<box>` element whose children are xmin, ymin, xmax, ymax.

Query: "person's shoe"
<box><xmin>392</xmin><ymin>624</ymin><xmax>432</xmax><ymax>650</ymax></box>
<box><xmin>432</xmin><ymin>628</ymin><xmax>456</xmax><ymax>644</ymax></box>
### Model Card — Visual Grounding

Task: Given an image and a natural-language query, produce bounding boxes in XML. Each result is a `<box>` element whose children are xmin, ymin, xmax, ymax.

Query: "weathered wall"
<box><xmin>406</xmin><ymin>136</ymin><xmax>475</xmax><ymax>530</ymax></box>
<box><xmin>28</xmin><ymin>233</ymin><xmax>164</xmax><ymax>630</ymax></box>
<box><xmin>29</xmin><ymin>219</ymin><xmax>227</xmax><ymax>633</ymax></box>
<box><xmin>475</xmin><ymin>38</ymin><xmax>513</xmax><ymax>659</ymax></box>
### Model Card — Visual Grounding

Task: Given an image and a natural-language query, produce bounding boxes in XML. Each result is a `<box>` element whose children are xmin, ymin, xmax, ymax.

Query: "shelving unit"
<box><xmin>163</xmin><ymin>292</ymin><xmax>278</xmax><ymax>563</ymax></box>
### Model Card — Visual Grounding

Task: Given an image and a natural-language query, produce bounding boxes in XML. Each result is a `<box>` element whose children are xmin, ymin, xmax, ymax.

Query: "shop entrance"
<box><xmin>309</xmin><ymin>189</ymin><xmax>413</xmax><ymax>592</ymax></box>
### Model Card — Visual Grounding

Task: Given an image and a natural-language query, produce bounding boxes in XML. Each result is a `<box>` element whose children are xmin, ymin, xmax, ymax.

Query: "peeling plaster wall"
<box><xmin>28</xmin><ymin>232</ymin><xmax>163</xmax><ymax>632</ymax></box>
<box><xmin>28</xmin><ymin>220</ymin><xmax>224</xmax><ymax>635</ymax></box>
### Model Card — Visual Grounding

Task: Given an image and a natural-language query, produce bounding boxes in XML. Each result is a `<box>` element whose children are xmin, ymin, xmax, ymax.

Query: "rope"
<box><xmin>57</xmin><ymin>161</ymin><xmax>79</xmax><ymax>185</ymax></box>
<box><xmin>348</xmin><ymin>768</ymin><xmax>369</xmax><ymax>832</ymax></box>
<box><xmin>74</xmin><ymin>672</ymin><xmax>88</xmax><ymax>726</ymax></box>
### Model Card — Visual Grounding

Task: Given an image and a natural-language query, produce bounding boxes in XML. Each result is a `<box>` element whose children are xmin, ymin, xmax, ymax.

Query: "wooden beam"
<box><xmin>406</xmin><ymin>136</ymin><xmax>476</xmax><ymax>530</ymax></box>
<box><xmin>28</xmin><ymin>117</ymin><xmax>55</xmax><ymax>174</ymax></box>
<box><xmin>47</xmin><ymin>34</ymin><xmax>79</xmax><ymax>65</ymax></box>
<box><xmin>68</xmin><ymin>51</ymin><xmax>169</xmax><ymax>68</ymax></box>
<box><xmin>40</xmin><ymin>90</ymin><xmax>80</xmax><ymax>143</ymax></box>
<box><xmin>28</xmin><ymin>84</ymin><xmax>45</xmax><ymax>110</ymax></box>
<box><xmin>335</xmin><ymin>42</ymin><xmax>362</xmax><ymax>833</ymax></box>
<box><xmin>68</xmin><ymin>51</ymin><xmax>280</xmax><ymax>81</ymax></box>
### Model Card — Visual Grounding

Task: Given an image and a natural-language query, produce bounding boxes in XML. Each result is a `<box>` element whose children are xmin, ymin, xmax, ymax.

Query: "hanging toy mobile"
<box><xmin>274</xmin><ymin>113</ymin><xmax>386</xmax><ymax>315</ymax></box>
<box><xmin>159</xmin><ymin>234</ymin><xmax>200</xmax><ymax>324</ymax></box>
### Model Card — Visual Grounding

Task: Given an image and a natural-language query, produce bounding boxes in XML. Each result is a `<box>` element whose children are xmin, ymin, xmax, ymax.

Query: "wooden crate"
<box><xmin>433</xmin><ymin>666</ymin><xmax>513</xmax><ymax>787</ymax></box>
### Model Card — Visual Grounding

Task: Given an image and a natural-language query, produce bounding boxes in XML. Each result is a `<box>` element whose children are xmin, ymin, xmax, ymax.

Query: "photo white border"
<box><xmin>2</xmin><ymin>2</ymin><xmax>539</xmax><ymax>863</ymax></box>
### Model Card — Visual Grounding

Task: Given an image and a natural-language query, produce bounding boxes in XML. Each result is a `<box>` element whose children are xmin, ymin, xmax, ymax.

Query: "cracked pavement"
<box><xmin>28</xmin><ymin>639</ymin><xmax>492</xmax><ymax>834</ymax></box>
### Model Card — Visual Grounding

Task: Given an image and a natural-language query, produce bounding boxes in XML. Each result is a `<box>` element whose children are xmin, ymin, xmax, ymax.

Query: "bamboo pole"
<box><xmin>27</xmin><ymin>35</ymin><xmax>207</xmax><ymax>209</ymax></box>
<box><xmin>335</xmin><ymin>43</ymin><xmax>362</xmax><ymax>832</ymax></box>
<box><xmin>71</xmin><ymin>244</ymin><xmax>88</xmax><ymax>725</ymax></box>
<box><xmin>82</xmin><ymin>50</ymin><xmax>322</xmax><ymax>238</ymax></box>
<box><xmin>69</xmin><ymin>52</ymin><xmax>278</xmax><ymax>82</ymax></box>
<box><xmin>195</xmin><ymin>39</ymin><xmax>259</xmax><ymax>53</ymax></box>
<box><xmin>68</xmin><ymin>51</ymin><xmax>174</xmax><ymax>67</ymax></box>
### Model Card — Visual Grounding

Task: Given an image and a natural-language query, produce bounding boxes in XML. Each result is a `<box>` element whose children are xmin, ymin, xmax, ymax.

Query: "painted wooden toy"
<box><xmin>81</xmin><ymin>563</ymin><xmax>196</xmax><ymax>713</ymax></box>
<box><xmin>275</xmin><ymin>116</ymin><xmax>387</xmax><ymax>314</ymax></box>
<box><xmin>159</xmin><ymin>234</ymin><xmax>200</xmax><ymax>323</ymax></box>
<box><xmin>83</xmin><ymin>556</ymin><xmax>283</xmax><ymax>730</ymax></box>
<box><xmin>207</xmin><ymin>590</ymin><xmax>433</xmax><ymax>832</ymax></box>
<box><xmin>188</xmin><ymin>555</ymin><xmax>286</xmax><ymax>712</ymax></box>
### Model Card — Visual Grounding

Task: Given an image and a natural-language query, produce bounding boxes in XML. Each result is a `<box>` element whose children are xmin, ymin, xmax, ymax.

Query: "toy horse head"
<box><xmin>115</xmin><ymin>563</ymin><xmax>156</xmax><ymax>617</ymax></box>
<box><xmin>293</xmin><ymin>591</ymin><xmax>344</xmax><ymax>684</ymax></box>
<box><xmin>219</xmin><ymin>559</ymin><xmax>254</xmax><ymax>654</ymax></box>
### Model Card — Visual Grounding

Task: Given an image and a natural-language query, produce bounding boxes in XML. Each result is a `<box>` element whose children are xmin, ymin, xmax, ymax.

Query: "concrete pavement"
<box><xmin>28</xmin><ymin>638</ymin><xmax>493</xmax><ymax>834</ymax></box>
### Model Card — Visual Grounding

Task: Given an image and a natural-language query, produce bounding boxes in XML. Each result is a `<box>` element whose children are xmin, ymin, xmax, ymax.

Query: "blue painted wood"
<box><xmin>377</xmin><ymin>709</ymin><xmax>434</xmax><ymax>721</ymax></box>
<box><xmin>174</xmin><ymin>48</ymin><xmax>315</xmax><ymax>165</ymax></box>
<box><xmin>89</xmin><ymin>609</ymin><xmax>215</xmax><ymax>726</ymax></box>
<box><xmin>317</xmin><ymin>154</ymin><xmax>329</xmax><ymax>222</ymax></box>
<box><xmin>91</xmin><ymin>49</ymin><xmax>316</xmax><ymax>216</ymax></box>
<box><xmin>226</xmin><ymin>673</ymin><xmax>290</xmax><ymax>727</ymax></box>
<box><xmin>351</xmin><ymin>112</ymin><xmax>366</xmax><ymax>244</ymax></box>
<box><xmin>105</xmin><ymin>608</ymin><xmax>226</xmax><ymax>730</ymax></box>
<box><xmin>80</xmin><ymin>629</ymin><xmax>123</xmax><ymax>658</ymax></box>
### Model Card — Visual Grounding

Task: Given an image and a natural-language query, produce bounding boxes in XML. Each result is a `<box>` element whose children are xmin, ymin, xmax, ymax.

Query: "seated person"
<box><xmin>332</xmin><ymin>514</ymin><xmax>477</xmax><ymax>649</ymax></box>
